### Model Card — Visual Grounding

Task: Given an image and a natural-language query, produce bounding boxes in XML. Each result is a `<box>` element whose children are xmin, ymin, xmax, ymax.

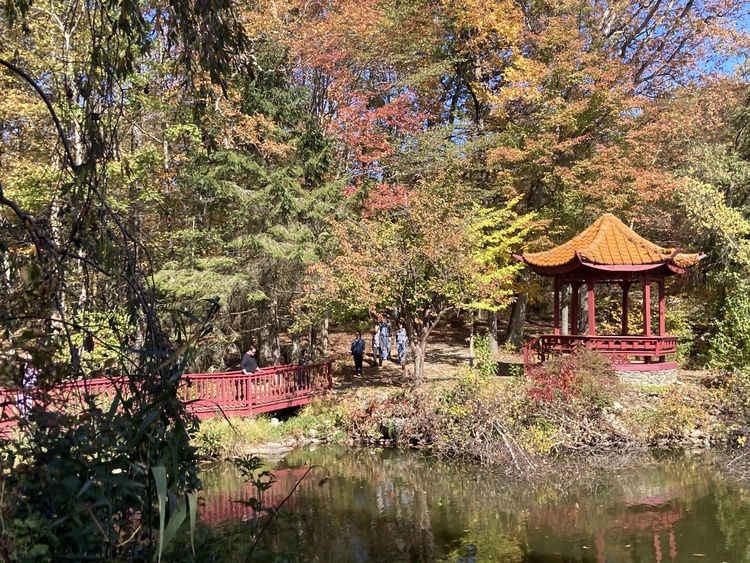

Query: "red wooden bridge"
<box><xmin>0</xmin><ymin>361</ymin><xmax>333</xmax><ymax>432</ymax></box>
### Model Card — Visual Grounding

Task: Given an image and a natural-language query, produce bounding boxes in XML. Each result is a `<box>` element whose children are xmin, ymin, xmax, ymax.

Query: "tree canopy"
<box><xmin>2</xmin><ymin>0</ymin><xmax>750</xmax><ymax>553</ymax></box>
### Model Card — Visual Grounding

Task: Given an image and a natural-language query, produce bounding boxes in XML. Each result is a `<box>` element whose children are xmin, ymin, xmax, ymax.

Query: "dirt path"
<box><xmin>327</xmin><ymin>322</ymin><xmax>524</xmax><ymax>390</ymax></box>
<box><xmin>324</xmin><ymin>322</ymin><xmax>708</xmax><ymax>391</ymax></box>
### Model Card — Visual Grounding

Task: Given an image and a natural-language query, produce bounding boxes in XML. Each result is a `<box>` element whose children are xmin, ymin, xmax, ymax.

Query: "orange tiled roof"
<box><xmin>522</xmin><ymin>214</ymin><xmax>701</xmax><ymax>269</ymax></box>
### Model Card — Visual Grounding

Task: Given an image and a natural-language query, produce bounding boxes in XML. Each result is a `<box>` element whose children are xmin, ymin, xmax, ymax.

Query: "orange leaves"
<box><xmin>211</xmin><ymin>95</ymin><xmax>293</xmax><ymax>158</ymax></box>
<box><xmin>365</xmin><ymin>183</ymin><xmax>410</xmax><ymax>214</ymax></box>
<box><xmin>307</xmin><ymin>180</ymin><xmax>483</xmax><ymax>316</ymax></box>
<box><xmin>287</xmin><ymin>0</ymin><xmax>428</xmax><ymax>173</ymax></box>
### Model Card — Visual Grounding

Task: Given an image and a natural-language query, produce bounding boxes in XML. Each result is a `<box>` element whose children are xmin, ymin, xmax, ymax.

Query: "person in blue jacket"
<box><xmin>350</xmin><ymin>331</ymin><xmax>366</xmax><ymax>375</ymax></box>
<box><xmin>396</xmin><ymin>323</ymin><xmax>408</xmax><ymax>366</ymax></box>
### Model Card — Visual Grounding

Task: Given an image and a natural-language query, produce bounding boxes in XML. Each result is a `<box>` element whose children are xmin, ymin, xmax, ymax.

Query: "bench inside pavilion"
<box><xmin>516</xmin><ymin>213</ymin><xmax>702</xmax><ymax>383</ymax></box>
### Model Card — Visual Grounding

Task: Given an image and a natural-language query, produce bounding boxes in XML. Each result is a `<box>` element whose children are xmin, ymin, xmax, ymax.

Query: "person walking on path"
<box><xmin>17</xmin><ymin>356</ymin><xmax>36</xmax><ymax>417</ymax></box>
<box><xmin>396</xmin><ymin>323</ymin><xmax>408</xmax><ymax>366</ymax></box>
<box><xmin>371</xmin><ymin>329</ymin><xmax>381</xmax><ymax>366</ymax></box>
<box><xmin>378</xmin><ymin>319</ymin><xmax>391</xmax><ymax>362</ymax></box>
<box><xmin>350</xmin><ymin>331</ymin><xmax>366</xmax><ymax>375</ymax></box>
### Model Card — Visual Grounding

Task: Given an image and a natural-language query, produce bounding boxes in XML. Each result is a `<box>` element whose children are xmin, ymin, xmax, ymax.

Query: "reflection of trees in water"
<box><xmin>714</xmin><ymin>485</ymin><xmax>750</xmax><ymax>561</ymax></box>
<box><xmin>201</xmin><ymin>447</ymin><xmax>750</xmax><ymax>562</ymax></box>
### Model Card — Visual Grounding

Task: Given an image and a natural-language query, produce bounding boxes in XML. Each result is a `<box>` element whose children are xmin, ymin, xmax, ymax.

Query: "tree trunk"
<box><xmin>579</xmin><ymin>287</ymin><xmax>588</xmax><ymax>334</ymax></box>
<box><xmin>402</xmin><ymin>304</ymin><xmax>448</xmax><ymax>386</ymax></box>
<box><xmin>487</xmin><ymin>310</ymin><xmax>498</xmax><ymax>353</ymax></box>
<box><xmin>291</xmin><ymin>333</ymin><xmax>302</xmax><ymax>361</ymax></box>
<box><xmin>561</xmin><ymin>284</ymin><xmax>570</xmax><ymax>336</ymax></box>
<box><xmin>259</xmin><ymin>297</ymin><xmax>281</xmax><ymax>366</ymax></box>
<box><xmin>503</xmin><ymin>294</ymin><xmax>527</xmax><ymax>348</ymax></box>
<box><xmin>502</xmin><ymin>268</ymin><xmax>530</xmax><ymax>348</ymax></box>
<box><xmin>319</xmin><ymin>316</ymin><xmax>329</xmax><ymax>356</ymax></box>
<box><xmin>411</xmin><ymin>340</ymin><xmax>425</xmax><ymax>387</ymax></box>
<box><xmin>309</xmin><ymin>324</ymin><xmax>318</xmax><ymax>359</ymax></box>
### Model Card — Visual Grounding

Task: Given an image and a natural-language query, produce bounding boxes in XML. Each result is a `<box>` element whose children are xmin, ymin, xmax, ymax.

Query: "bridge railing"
<box><xmin>182</xmin><ymin>361</ymin><xmax>333</xmax><ymax>418</ymax></box>
<box><xmin>0</xmin><ymin>360</ymin><xmax>334</xmax><ymax>431</ymax></box>
<box><xmin>1</xmin><ymin>387</ymin><xmax>20</xmax><ymax>425</ymax></box>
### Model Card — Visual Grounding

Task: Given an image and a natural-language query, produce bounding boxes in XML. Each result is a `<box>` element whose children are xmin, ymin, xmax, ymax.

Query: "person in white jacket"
<box><xmin>371</xmin><ymin>329</ymin><xmax>381</xmax><ymax>367</ymax></box>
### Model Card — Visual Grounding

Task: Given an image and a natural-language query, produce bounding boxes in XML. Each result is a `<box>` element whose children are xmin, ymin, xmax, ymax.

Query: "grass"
<box><xmin>193</xmin><ymin>397</ymin><xmax>345</xmax><ymax>459</ymax></box>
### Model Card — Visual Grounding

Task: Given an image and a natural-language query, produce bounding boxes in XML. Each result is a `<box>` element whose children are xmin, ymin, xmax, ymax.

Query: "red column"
<box><xmin>553</xmin><ymin>278</ymin><xmax>560</xmax><ymax>335</ymax></box>
<box><xmin>658</xmin><ymin>279</ymin><xmax>666</xmax><ymax>335</ymax></box>
<box><xmin>571</xmin><ymin>282</ymin><xmax>580</xmax><ymax>335</ymax></box>
<box><xmin>587</xmin><ymin>278</ymin><xmax>596</xmax><ymax>336</ymax></box>
<box><xmin>643</xmin><ymin>275</ymin><xmax>652</xmax><ymax>364</ymax></box>
<box><xmin>643</xmin><ymin>275</ymin><xmax>651</xmax><ymax>336</ymax></box>
<box><xmin>658</xmin><ymin>279</ymin><xmax>666</xmax><ymax>363</ymax></box>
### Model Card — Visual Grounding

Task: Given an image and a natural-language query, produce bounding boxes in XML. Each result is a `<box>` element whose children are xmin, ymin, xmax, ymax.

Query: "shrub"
<box><xmin>526</xmin><ymin>347</ymin><xmax>619</xmax><ymax>411</ymax></box>
<box><xmin>708</xmin><ymin>272</ymin><xmax>750</xmax><ymax>371</ymax></box>
<box><xmin>709</xmin><ymin>369</ymin><xmax>750</xmax><ymax>444</ymax></box>
<box><xmin>194</xmin><ymin>417</ymin><xmax>285</xmax><ymax>459</ymax></box>
<box><xmin>473</xmin><ymin>334</ymin><xmax>498</xmax><ymax>378</ymax></box>
<box><xmin>665</xmin><ymin>302</ymin><xmax>701</xmax><ymax>364</ymax></box>
<box><xmin>283</xmin><ymin>398</ymin><xmax>345</xmax><ymax>440</ymax></box>
<box><xmin>342</xmin><ymin>388</ymin><xmax>439</xmax><ymax>445</ymax></box>
<box><xmin>624</xmin><ymin>386</ymin><xmax>711</xmax><ymax>443</ymax></box>
<box><xmin>723</xmin><ymin>370</ymin><xmax>750</xmax><ymax>420</ymax></box>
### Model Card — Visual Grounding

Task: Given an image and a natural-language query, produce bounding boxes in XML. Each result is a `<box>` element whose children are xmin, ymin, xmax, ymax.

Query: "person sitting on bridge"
<box><xmin>298</xmin><ymin>348</ymin><xmax>310</xmax><ymax>366</ymax></box>
<box><xmin>241</xmin><ymin>346</ymin><xmax>261</xmax><ymax>374</ymax></box>
<box><xmin>297</xmin><ymin>348</ymin><xmax>310</xmax><ymax>389</ymax></box>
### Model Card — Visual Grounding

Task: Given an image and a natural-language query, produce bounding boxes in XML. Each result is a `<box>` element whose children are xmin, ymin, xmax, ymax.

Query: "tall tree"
<box><xmin>153</xmin><ymin>30</ymin><xmax>339</xmax><ymax>369</ymax></box>
<box><xmin>305</xmin><ymin>131</ymin><xmax>533</xmax><ymax>384</ymax></box>
<box><xmin>0</xmin><ymin>0</ymin><xmax>252</xmax><ymax>558</ymax></box>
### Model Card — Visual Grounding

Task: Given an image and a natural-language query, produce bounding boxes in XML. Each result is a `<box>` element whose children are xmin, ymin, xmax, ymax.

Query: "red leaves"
<box><xmin>527</xmin><ymin>363</ymin><xmax>577</xmax><ymax>403</ymax></box>
<box><xmin>525</xmin><ymin>347</ymin><xmax>618</xmax><ymax>405</ymax></box>
<box><xmin>365</xmin><ymin>183</ymin><xmax>410</xmax><ymax>213</ymax></box>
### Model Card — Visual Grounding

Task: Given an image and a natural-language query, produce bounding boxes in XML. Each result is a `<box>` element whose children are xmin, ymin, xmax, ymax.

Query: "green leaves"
<box><xmin>466</xmin><ymin>197</ymin><xmax>536</xmax><ymax>311</ymax></box>
<box><xmin>677</xmin><ymin>178</ymin><xmax>750</xmax><ymax>269</ymax></box>
<box><xmin>151</xmin><ymin>464</ymin><xmax>198</xmax><ymax>562</ymax></box>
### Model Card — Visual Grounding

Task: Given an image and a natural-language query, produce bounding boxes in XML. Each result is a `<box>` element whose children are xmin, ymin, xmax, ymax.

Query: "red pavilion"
<box><xmin>516</xmin><ymin>214</ymin><xmax>702</xmax><ymax>377</ymax></box>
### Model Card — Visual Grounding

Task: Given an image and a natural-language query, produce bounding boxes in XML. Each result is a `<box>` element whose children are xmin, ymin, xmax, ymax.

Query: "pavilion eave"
<box><xmin>516</xmin><ymin>255</ymin><xmax>676</xmax><ymax>279</ymax></box>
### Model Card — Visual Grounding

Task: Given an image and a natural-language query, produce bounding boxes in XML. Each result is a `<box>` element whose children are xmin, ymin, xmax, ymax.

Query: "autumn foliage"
<box><xmin>526</xmin><ymin>347</ymin><xmax>619</xmax><ymax>407</ymax></box>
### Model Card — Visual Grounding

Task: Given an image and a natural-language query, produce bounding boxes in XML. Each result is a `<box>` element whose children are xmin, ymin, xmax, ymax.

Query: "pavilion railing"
<box><xmin>523</xmin><ymin>334</ymin><xmax>678</xmax><ymax>367</ymax></box>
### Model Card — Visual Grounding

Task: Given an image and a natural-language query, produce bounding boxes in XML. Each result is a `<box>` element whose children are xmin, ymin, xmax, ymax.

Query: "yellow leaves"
<box><xmin>445</xmin><ymin>0</ymin><xmax>523</xmax><ymax>44</ymax></box>
<box><xmin>487</xmin><ymin>58</ymin><xmax>546</xmax><ymax>116</ymax></box>
<box><xmin>238</xmin><ymin>0</ymin><xmax>295</xmax><ymax>38</ymax></box>
<box><xmin>464</xmin><ymin>197</ymin><xmax>535</xmax><ymax>310</ymax></box>
<box><xmin>0</xmin><ymin>86</ymin><xmax>46</xmax><ymax>122</ymax></box>
<box><xmin>435</xmin><ymin>0</ymin><xmax>541</xmax><ymax>120</ymax></box>
<box><xmin>677</xmin><ymin>178</ymin><xmax>750</xmax><ymax>267</ymax></box>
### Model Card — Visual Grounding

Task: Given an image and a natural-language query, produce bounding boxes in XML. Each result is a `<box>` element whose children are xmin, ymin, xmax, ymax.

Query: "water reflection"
<box><xmin>199</xmin><ymin>447</ymin><xmax>750</xmax><ymax>562</ymax></box>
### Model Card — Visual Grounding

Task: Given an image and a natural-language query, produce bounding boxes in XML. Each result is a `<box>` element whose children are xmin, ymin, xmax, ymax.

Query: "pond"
<box><xmin>199</xmin><ymin>446</ymin><xmax>750</xmax><ymax>562</ymax></box>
